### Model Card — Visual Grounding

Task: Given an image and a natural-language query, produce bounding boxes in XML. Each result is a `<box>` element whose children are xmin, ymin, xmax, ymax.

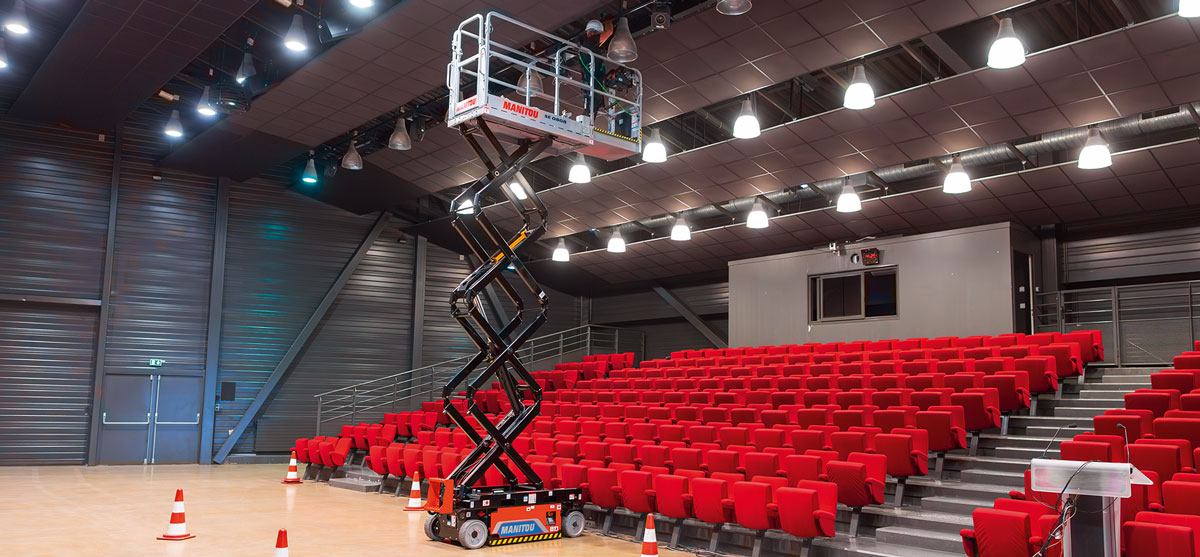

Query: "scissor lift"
<box><xmin>421</xmin><ymin>12</ymin><xmax>642</xmax><ymax>550</ymax></box>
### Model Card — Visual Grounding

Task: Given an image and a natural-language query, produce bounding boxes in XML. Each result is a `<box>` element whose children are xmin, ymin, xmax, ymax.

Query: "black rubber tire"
<box><xmin>459</xmin><ymin>519</ymin><xmax>489</xmax><ymax>550</ymax></box>
<box><xmin>424</xmin><ymin>515</ymin><xmax>442</xmax><ymax>542</ymax></box>
<box><xmin>563</xmin><ymin>510</ymin><xmax>585</xmax><ymax>538</ymax></box>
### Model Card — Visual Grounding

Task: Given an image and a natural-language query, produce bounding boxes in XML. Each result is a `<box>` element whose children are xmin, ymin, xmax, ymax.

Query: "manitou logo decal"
<box><xmin>502</xmin><ymin>99</ymin><xmax>539</xmax><ymax>119</ymax></box>
<box><xmin>493</xmin><ymin>520</ymin><xmax>548</xmax><ymax>537</ymax></box>
<box><xmin>455</xmin><ymin>95</ymin><xmax>480</xmax><ymax>112</ymax></box>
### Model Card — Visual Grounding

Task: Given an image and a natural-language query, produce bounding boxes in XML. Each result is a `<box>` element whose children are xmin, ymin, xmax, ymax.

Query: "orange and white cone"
<box><xmin>281</xmin><ymin>450</ymin><xmax>302</xmax><ymax>484</ymax></box>
<box><xmin>157</xmin><ymin>489</ymin><xmax>195</xmax><ymax>540</ymax></box>
<box><xmin>274</xmin><ymin>529</ymin><xmax>289</xmax><ymax>557</ymax></box>
<box><xmin>403</xmin><ymin>472</ymin><xmax>424</xmax><ymax>511</ymax></box>
<box><xmin>641</xmin><ymin>514</ymin><xmax>658</xmax><ymax>557</ymax></box>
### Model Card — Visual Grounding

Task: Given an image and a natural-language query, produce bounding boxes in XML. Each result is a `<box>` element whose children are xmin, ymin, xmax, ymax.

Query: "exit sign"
<box><xmin>148</xmin><ymin>359</ymin><xmax>165</xmax><ymax>367</ymax></box>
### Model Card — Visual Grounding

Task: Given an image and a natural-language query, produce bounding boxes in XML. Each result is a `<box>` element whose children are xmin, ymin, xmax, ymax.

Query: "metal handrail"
<box><xmin>312</xmin><ymin>324</ymin><xmax>641</xmax><ymax>435</ymax></box>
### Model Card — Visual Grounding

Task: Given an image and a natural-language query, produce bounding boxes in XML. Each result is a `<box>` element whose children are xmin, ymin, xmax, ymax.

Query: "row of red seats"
<box><xmin>963</xmin><ymin>347</ymin><xmax>1200</xmax><ymax>556</ymax></box>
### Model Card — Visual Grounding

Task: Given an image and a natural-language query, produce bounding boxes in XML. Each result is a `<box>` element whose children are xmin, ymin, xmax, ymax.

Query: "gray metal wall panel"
<box><xmin>422</xmin><ymin>245</ymin><xmax>474</xmax><ymax>366</ymax></box>
<box><xmin>0</xmin><ymin>120</ymin><xmax>113</xmax><ymax>299</ymax></box>
<box><xmin>215</xmin><ymin>176</ymin><xmax>373</xmax><ymax>455</ymax></box>
<box><xmin>1064</xmin><ymin>226</ymin><xmax>1200</xmax><ymax>284</ymax></box>
<box><xmin>0</xmin><ymin>118</ymin><xmax>112</xmax><ymax>464</ymax></box>
<box><xmin>0</xmin><ymin>305</ymin><xmax>98</xmax><ymax>464</ymax></box>
<box><xmin>592</xmin><ymin>283</ymin><xmax>729</xmax><ymax>324</ymax></box>
<box><xmin>256</xmin><ymin>227</ymin><xmax>415</xmax><ymax>450</ymax></box>
<box><xmin>103</xmin><ymin>125</ymin><xmax>216</xmax><ymax>380</ymax></box>
<box><xmin>638</xmin><ymin>319</ymin><xmax>730</xmax><ymax>360</ymax></box>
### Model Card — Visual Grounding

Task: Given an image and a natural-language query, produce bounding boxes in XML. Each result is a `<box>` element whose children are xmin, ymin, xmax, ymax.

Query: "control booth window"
<box><xmin>810</xmin><ymin>268</ymin><xmax>898</xmax><ymax>322</ymax></box>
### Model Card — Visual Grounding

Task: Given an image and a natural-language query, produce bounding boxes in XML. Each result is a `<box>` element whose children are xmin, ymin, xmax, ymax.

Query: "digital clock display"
<box><xmin>861</xmin><ymin>248</ymin><xmax>881</xmax><ymax>266</ymax></box>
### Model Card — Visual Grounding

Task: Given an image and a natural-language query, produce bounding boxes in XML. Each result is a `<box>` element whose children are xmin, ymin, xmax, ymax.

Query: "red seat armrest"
<box><xmin>1148</xmin><ymin>503</ymin><xmax>1166</xmax><ymax>512</ymax></box>
<box><xmin>961</xmin><ymin>529</ymin><xmax>978</xmax><ymax>557</ymax></box>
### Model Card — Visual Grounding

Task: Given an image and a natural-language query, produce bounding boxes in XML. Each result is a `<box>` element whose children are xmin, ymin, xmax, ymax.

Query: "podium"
<box><xmin>1031</xmin><ymin>458</ymin><xmax>1153</xmax><ymax>557</ymax></box>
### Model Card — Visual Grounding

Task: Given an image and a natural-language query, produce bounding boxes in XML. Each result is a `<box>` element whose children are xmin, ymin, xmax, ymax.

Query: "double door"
<box><xmin>97</xmin><ymin>374</ymin><xmax>202</xmax><ymax>464</ymax></box>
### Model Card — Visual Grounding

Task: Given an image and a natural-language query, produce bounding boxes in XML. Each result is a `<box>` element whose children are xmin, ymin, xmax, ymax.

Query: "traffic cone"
<box><xmin>403</xmin><ymin>472</ymin><xmax>424</xmax><ymax>511</ymax></box>
<box><xmin>157</xmin><ymin>489</ymin><xmax>195</xmax><ymax>540</ymax></box>
<box><xmin>274</xmin><ymin>529</ymin><xmax>289</xmax><ymax>557</ymax></box>
<box><xmin>641</xmin><ymin>514</ymin><xmax>658</xmax><ymax>557</ymax></box>
<box><xmin>281</xmin><ymin>450</ymin><xmax>302</xmax><ymax>484</ymax></box>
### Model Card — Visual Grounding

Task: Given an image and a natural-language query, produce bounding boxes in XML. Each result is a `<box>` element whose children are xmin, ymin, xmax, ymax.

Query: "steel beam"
<box><xmin>410</xmin><ymin>235</ymin><xmax>427</xmax><ymax>371</ymax></box>
<box><xmin>199</xmin><ymin>177</ymin><xmax>230</xmax><ymax>464</ymax></box>
<box><xmin>212</xmin><ymin>212</ymin><xmax>390</xmax><ymax>463</ymax></box>
<box><xmin>652</xmin><ymin>285</ymin><xmax>728</xmax><ymax>349</ymax></box>
<box><xmin>920</xmin><ymin>33</ymin><xmax>972</xmax><ymax>74</ymax></box>
<box><xmin>86</xmin><ymin>130</ymin><xmax>121</xmax><ymax>465</ymax></box>
<box><xmin>0</xmin><ymin>294</ymin><xmax>101</xmax><ymax>307</ymax></box>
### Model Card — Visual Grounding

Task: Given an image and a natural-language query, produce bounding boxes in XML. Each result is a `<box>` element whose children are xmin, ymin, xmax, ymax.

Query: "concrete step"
<box><xmin>959</xmin><ymin>468</ymin><xmax>1025</xmax><ymax>487</ymax></box>
<box><xmin>328</xmin><ymin>476</ymin><xmax>380</xmax><ymax>492</ymax></box>
<box><xmin>1089</xmin><ymin>367</ymin><xmax>1158</xmax><ymax>376</ymax></box>
<box><xmin>873</xmin><ymin>526</ymin><xmax>964</xmax><ymax>553</ymax></box>
<box><xmin>1050</xmin><ymin>398</ymin><xmax>1126</xmax><ymax>408</ymax></box>
<box><xmin>1026</xmin><ymin>425</ymin><xmax>1092</xmax><ymax>437</ymax></box>
<box><xmin>945</xmin><ymin>454</ymin><xmax>1030</xmax><ymax>474</ymax></box>
<box><xmin>1009</xmin><ymin>415</ymin><xmax>1086</xmax><ymax>431</ymax></box>
<box><xmin>920</xmin><ymin>496</ymin><xmax>997</xmax><ymax>515</ymax></box>
<box><xmin>978</xmin><ymin>434</ymin><xmax>1059</xmax><ymax>450</ymax></box>
<box><xmin>1080</xmin><ymin>389</ymin><xmax>1138</xmax><ymax>399</ymax></box>
<box><xmin>991</xmin><ymin>445</ymin><xmax>1057</xmax><ymax>460</ymax></box>
<box><xmin>884</xmin><ymin>476</ymin><xmax>1013</xmax><ymax>502</ymax></box>
<box><xmin>1052</xmin><ymin>407</ymin><xmax>1109</xmax><ymax>418</ymax></box>
<box><xmin>811</xmin><ymin>536</ymin><xmax>964</xmax><ymax>557</ymax></box>
<box><xmin>857</xmin><ymin>506</ymin><xmax>972</xmax><ymax>536</ymax></box>
<box><xmin>1079</xmin><ymin>382</ymin><xmax>1148</xmax><ymax>391</ymax></box>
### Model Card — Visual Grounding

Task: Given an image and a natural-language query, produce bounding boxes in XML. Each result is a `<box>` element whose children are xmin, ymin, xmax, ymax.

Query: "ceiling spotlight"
<box><xmin>341</xmin><ymin>135</ymin><xmax>363</xmax><ymax>170</ymax></box>
<box><xmin>0</xmin><ymin>38</ymin><xmax>8</xmax><ymax>69</ymax></box>
<box><xmin>569</xmin><ymin>152</ymin><xmax>591</xmax><ymax>184</ymax></box>
<box><xmin>987</xmin><ymin>18</ymin><xmax>1025</xmax><ymax>69</ymax></box>
<box><xmin>747</xmin><ymin>199</ymin><xmax>769</xmax><ymax>229</ymax></box>
<box><xmin>388</xmin><ymin>118</ymin><xmax>412</xmax><ymax>150</ymax></box>
<box><xmin>196</xmin><ymin>86</ymin><xmax>217</xmax><ymax>117</ymax></box>
<box><xmin>607</xmin><ymin>230</ymin><xmax>627</xmax><ymax>253</ymax></box>
<box><xmin>508</xmin><ymin>180</ymin><xmax>529</xmax><ymax>200</ymax></box>
<box><xmin>642</xmin><ymin>128</ymin><xmax>666</xmax><ymax>163</ymax></box>
<box><xmin>607</xmin><ymin>16</ymin><xmax>637</xmax><ymax>63</ymax></box>
<box><xmin>733</xmin><ymin>98</ymin><xmax>760</xmax><ymax>139</ymax></box>
<box><xmin>836</xmin><ymin>183</ymin><xmax>861</xmax><ymax>212</ymax></box>
<box><xmin>942</xmin><ymin>154</ymin><xmax>971</xmax><ymax>194</ymax></box>
<box><xmin>4</xmin><ymin>0</ymin><xmax>28</xmax><ymax>35</ymax></box>
<box><xmin>301</xmin><ymin>153</ymin><xmax>319</xmax><ymax>184</ymax></box>
<box><xmin>843</xmin><ymin>65</ymin><xmax>875</xmax><ymax>110</ymax></box>
<box><xmin>284</xmin><ymin>14</ymin><xmax>309</xmax><ymax>52</ymax></box>
<box><xmin>164</xmin><ymin>110</ymin><xmax>183</xmax><ymax>138</ymax></box>
<box><xmin>1182</xmin><ymin>0</ymin><xmax>1200</xmax><ymax>17</ymax></box>
<box><xmin>716</xmin><ymin>0</ymin><xmax>752</xmax><ymax>15</ymax></box>
<box><xmin>516</xmin><ymin>67</ymin><xmax>543</xmax><ymax>96</ymax></box>
<box><xmin>348</xmin><ymin>0</ymin><xmax>374</xmax><ymax>7</ymax></box>
<box><xmin>671</xmin><ymin>216</ymin><xmax>691</xmax><ymax>241</ymax></box>
<box><xmin>455</xmin><ymin>197</ymin><xmax>475</xmax><ymax>215</ymax></box>
<box><xmin>552</xmin><ymin>239</ymin><xmax>570</xmax><ymax>262</ymax></box>
<box><xmin>236</xmin><ymin>53</ymin><xmax>257</xmax><ymax>84</ymax></box>
<box><xmin>1077</xmin><ymin>128</ymin><xmax>1112</xmax><ymax>170</ymax></box>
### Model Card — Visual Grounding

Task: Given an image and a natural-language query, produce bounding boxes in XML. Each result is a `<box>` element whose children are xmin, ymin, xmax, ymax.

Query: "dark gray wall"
<box><xmin>1063</xmin><ymin>225</ymin><xmax>1200</xmax><ymax>284</ymax></box>
<box><xmin>589</xmin><ymin>282</ymin><xmax>729</xmax><ymax>360</ymax></box>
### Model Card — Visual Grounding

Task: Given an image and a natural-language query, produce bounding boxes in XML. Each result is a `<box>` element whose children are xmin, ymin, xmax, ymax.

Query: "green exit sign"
<box><xmin>148</xmin><ymin>359</ymin><xmax>165</xmax><ymax>367</ymax></box>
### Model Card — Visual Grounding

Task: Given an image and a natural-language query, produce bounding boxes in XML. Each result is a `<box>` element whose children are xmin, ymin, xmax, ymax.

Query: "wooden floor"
<box><xmin>0</xmin><ymin>464</ymin><xmax>687</xmax><ymax>557</ymax></box>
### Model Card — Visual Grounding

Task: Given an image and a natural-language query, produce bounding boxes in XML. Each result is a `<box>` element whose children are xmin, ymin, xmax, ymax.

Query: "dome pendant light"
<box><xmin>301</xmin><ymin>153</ymin><xmax>319</xmax><ymax>184</ymax></box>
<box><xmin>746</xmin><ymin>200</ymin><xmax>769</xmax><ymax>229</ymax></box>
<box><xmin>607</xmin><ymin>230</ymin><xmax>626</xmax><ymax>253</ymax></box>
<box><xmin>284</xmin><ymin>14</ymin><xmax>308</xmax><ymax>52</ymax></box>
<box><xmin>388</xmin><ymin>118</ymin><xmax>412</xmax><ymax>150</ymax></box>
<box><xmin>164</xmin><ymin>110</ymin><xmax>184</xmax><ymax>138</ymax></box>
<box><xmin>196</xmin><ymin>86</ymin><xmax>217</xmax><ymax>117</ymax></box>
<box><xmin>733</xmin><ymin>98</ymin><xmax>760</xmax><ymax>139</ymax></box>
<box><xmin>349</xmin><ymin>0</ymin><xmax>375</xmax><ymax>8</ymax></box>
<box><xmin>552</xmin><ymin>239</ymin><xmax>570</xmax><ymax>262</ymax></box>
<box><xmin>843</xmin><ymin>65</ymin><xmax>875</xmax><ymax>110</ymax></box>
<box><xmin>607</xmin><ymin>17</ymin><xmax>637</xmax><ymax>63</ymax></box>
<box><xmin>642</xmin><ymin>128</ymin><xmax>667</xmax><ymax>163</ymax></box>
<box><xmin>1077</xmin><ymin>128</ymin><xmax>1112</xmax><ymax>170</ymax></box>
<box><xmin>836</xmin><ymin>183</ymin><xmax>861</xmax><ymax>212</ymax></box>
<box><xmin>569</xmin><ymin>153</ymin><xmax>591</xmax><ymax>184</ymax></box>
<box><xmin>1182</xmin><ymin>0</ymin><xmax>1200</xmax><ymax>17</ymax></box>
<box><xmin>716</xmin><ymin>0</ymin><xmax>753</xmax><ymax>15</ymax></box>
<box><xmin>671</xmin><ymin>216</ymin><xmax>691</xmax><ymax>241</ymax></box>
<box><xmin>341</xmin><ymin>134</ymin><xmax>363</xmax><ymax>170</ymax></box>
<box><xmin>517</xmin><ymin>68</ymin><xmax>543</xmax><ymax>97</ymax></box>
<box><xmin>942</xmin><ymin>154</ymin><xmax>971</xmax><ymax>194</ymax></box>
<box><xmin>0</xmin><ymin>38</ymin><xmax>7</xmax><ymax>69</ymax></box>
<box><xmin>4</xmin><ymin>0</ymin><xmax>29</xmax><ymax>35</ymax></box>
<box><xmin>236</xmin><ymin>53</ymin><xmax>257</xmax><ymax>84</ymax></box>
<box><xmin>987</xmin><ymin>18</ymin><xmax>1026</xmax><ymax>69</ymax></box>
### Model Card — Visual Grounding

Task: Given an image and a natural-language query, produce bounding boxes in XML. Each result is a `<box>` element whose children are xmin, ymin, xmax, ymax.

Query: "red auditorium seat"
<box><xmin>876</xmin><ymin>428</ymin><xmax>929</xmax><ymax>506</ymax></box>
<box><xmin>690</xmin><ymin>477</ymin><xmax>736</xmax><ymax>553</ymax></box>
<box><xmin>582</xmin><ymin>467</ymin><xmax>621</xmax><ymax>532</ymax></box>
<box><xmin>821</xmin><ymin>452</ymin><xmax>886</xmax><ymax>535</ymax></box>
<box><xmin>917</xmin><ymin>407</ymin><xmax>968</xmax><ymax>477</ymax></box>
<box><xmin>1153</xmin><ymin>371</ymin><xmax>1200</xmax><ymax>395</ymax></box>
<box><xmin>960</xmin><ymin>508</ymin><xmax>1043</xmax><ymax>557</ymax></box>
<box><xmin>1154</xmin><ymin>480</ymin><xmax>1200</xmax><ymax>515</ymax></box>
<box><xmin>1122</xmin><ymin>521</ymin><xmax>1196</xmax><ymax>557</ymax></box>
<box><xmin>614</xmin><ymin>470</ymin><xmax>656</xmax><ymax>517</ymax></box>
<box><xmin>1132</xmin><ymin>511</ymin><xmax>1200</xmax><ymax>554</ymax></box>
<box><xmin>776</xmin><ymin>480</ymin><xmax>838</xmax><ymax>544</ymax></box>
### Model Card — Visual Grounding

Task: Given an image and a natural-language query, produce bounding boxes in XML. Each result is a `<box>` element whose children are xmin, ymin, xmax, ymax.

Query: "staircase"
<box><xmin>814</xmin><ymin>366</ymin><xmax>1152</xmax><ymax>556</ymax></box>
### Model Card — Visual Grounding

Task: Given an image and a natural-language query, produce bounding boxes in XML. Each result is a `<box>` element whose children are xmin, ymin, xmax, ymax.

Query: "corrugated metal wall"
<box><xmin>0</xmin><ymin>119</ymin><xmax>113</xmax><ymax>464</ymax></box>
<box><xmin>589</xmin><ymin>282</ymin><xmax>730</xmax><ymax>361</ymax></box>
<box><xmin>421</xmin><ymin>245</ymin><xmax>476</xmax><ymax>366</ymax></box>
<box><xmin>215</xmin><ymin>175</ymin><xmax>374</xmax><ymax>455</ymax></box>
<box><xmin>1064</xmin><ymin>226</ymin><xmax>1200</xmax><ymax>284</ymax></box>
<box><xmin>641</xmin><ymin>319</ymin><xmax>730</xmax><ymax>360</ymax></box>
<box><xmin>256</xmin><ymin>227</ymin><xmax>415</xmax><ymax>450</ymax></box>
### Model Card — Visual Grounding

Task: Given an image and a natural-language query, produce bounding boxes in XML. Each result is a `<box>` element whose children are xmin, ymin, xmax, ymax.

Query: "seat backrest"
<box><xmin>690</xmin><ymin>477</ymin><xmax>731</xmax><ymax>524</ymax></box>
<box><xmin>653</xmin><ymin>474</ymin><xmax>691</xmax><ymax>519</ymax></box>
<box><xmin>1154</xmin><ymin>417</ymin><xmax>1200</xmax><ymax>448</ymax></box>
<box><xmin>617</xmin><ymin>470</ymin><xmax>655</xmax><ymax>512</ymax></box>
<box><xmin>731</xmin><ymin>481</ymin><xmax>775</xmax><ymax>530</ymax></box>
<box><xmin>1122</xmin><ymin>522</ymin><xmax>1196</xmax><ymax>557</ymax></box>
<box><xmin>585</xmin><ymin>467</ymin><xmax>620</xmax><ymax>508</ymax></box>
<box><xmin>1133</xmin><ymin>511</ymin><xmax>1200</xmax><ymax>555</ymax></box>
<box><xmin>968</xmin><ymin>508</ymin><xmax>1033</xmax><ymax>557</ymax></box>
<box><xmin>1162</xmin><ymin>480</ymin><xmax>1200</xmax><ymax>515</ymax></box>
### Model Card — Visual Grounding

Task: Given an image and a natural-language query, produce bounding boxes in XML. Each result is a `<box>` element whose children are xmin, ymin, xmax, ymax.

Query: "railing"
<box><xmin>1035</xmin><ymin>279</ymin><xmax>1200</xmax><ymax>366</ymax></box>
<box><xmin>311</xmin><ymin>325</ymin><xmax>643</xmax><ymax>435</ymax></box>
